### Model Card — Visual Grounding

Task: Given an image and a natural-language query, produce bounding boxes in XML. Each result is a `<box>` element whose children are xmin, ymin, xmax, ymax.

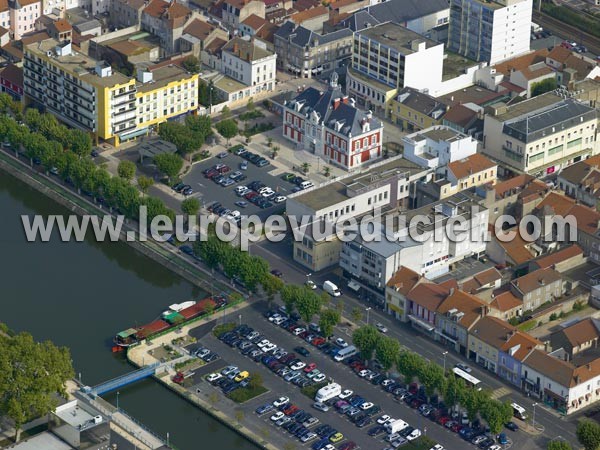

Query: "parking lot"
<box><xmin>178</xmin><ymin>302</ymin><xmax>529</xmax><ymax>450</ymax></box>
<box><xmin>181</xmin><ymin>149</ymin><xmax>301</xmax><ymax>220</ymax></box>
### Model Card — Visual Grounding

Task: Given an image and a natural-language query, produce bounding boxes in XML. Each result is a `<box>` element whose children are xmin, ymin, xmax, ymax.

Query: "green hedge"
<box><xmin>542</xmin><ymin>4</ymin><xmax>600</xmax><ymax>38</ymax></box>
<box><xmin>227</xmin><ymin>385</ymin><xmax>268</xmax><ymax>403</ymax></box>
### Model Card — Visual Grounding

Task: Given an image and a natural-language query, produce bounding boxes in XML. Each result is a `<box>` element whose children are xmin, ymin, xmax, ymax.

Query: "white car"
<box><xmin>206</xmin><ymin>373</ymin><xmax>222</xmax><ymax>383</ymax></box>
<box><xmin>313</xmin><ymin>373</ymin><xmax>326</xmax><ymax>383</ymax></box>
<box><xmin>268</xmin><ymin>314</ymin><xmax>281</xmax><ymax>322</ymax></box>
<box><xmin>455</xmin><ymin>363</ymin><xmax>472</xmax><ymax>373</ymax></box>
<box><xmin>335</xmin><ymin>338</ymin><xmax>349</xmax><ymax>348</ymax></box>
<box><xmin>273</xmin><ymin>316</ymin><xmax>286</xmax><ymax>325</ymax></box>
<box><xmin>487</xmin><ymin>446</ymin><xmax>501</xmax><ymax>450</ymax></box>
<box><xmin>290</xmin><ymin>361</ymin><xmax>306</xmax><ymax>370</ymax></box>
<box><xmin>221</xmin><ymin>365</ymin><xmax>238</xmax><ymax>376</ymax></box>
<box><xmin>270</xmin><ymin>412</ymin><xmax>285</xmax><ymax>422</ymax></box>
<box><xmin>377</xmin><ymin>415</ymin><xmax>392</xmax><ymax>424</ymax></box>
<box><xmin>301</xmin><ymin>432</ymin><xmax>317</xmax><ymax>443</ymax></box>
<box><xmin>273</xmin><ymin>397</ymin><xmax>289</xmax><ymax>407</ymax></box>
<box><xmin>376</xmin><ymin>322</ymin><xmax>388</xmax><ymax>333</ymax></box>
<box><xmin>338</xmin><ymin>389</ymin><xmax>353</xmax><ymax>399</ymax></box>
<box><xmin>306</xmin><ymin>280</ymin><xmax>317</xmax><ymax>290</ymax></box>
<box><xmin>360</xmin><ymin>402</ymin><xmax>374</xmax><ymax>410</ymax></box>
<box><xmin>293</xmin><ymin>327</ymin><xmax>306</xmax><ymax>336</ymax></box>
<box><xmin>274</xmin><ymin>195</ymin><xmax>287</xmax><ymax>203</ymax></box>
<box><xmin>429</xmin><ymin>445</ymin><xmax>444</xmax><ymax>450</ymax></box>
<box><xmin>261</xmin><ymin>189</ymin><xmax>275</xmax><ymax>198</ymax></box>
<box><xmin>258</xmin><ymin>186</ymin><xmax>272</xmax><ymax>194</ymax></box>
<box><xmin>263</xmin><ymin>343</ymin><xmax>277</xmax><ymax>353</ymax></box>
<box><xmin>257</xmin><ymin>339</ymin><xmax>271</xmax><ymax>348</ymax></box>
<box><xmin>323</xmin><ymin>445</ymin><xmax>335</xmax><ymax>450</ymax></box>
<box><xmin>358</xmin><ymin>369</ymin><xmax>370</xmax><ymax>377</ymax></box>
<box><xmin>407</xmin><ymin>429</ymin><xmax>422</xmax><ymax>441</ymax></box>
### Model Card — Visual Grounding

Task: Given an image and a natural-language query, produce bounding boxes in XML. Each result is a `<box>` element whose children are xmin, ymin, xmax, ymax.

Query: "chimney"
<box><xmin>539</xmin><ymin>277</ymin><xmax>545</xmax><ymax>286</ymax></box>
<box><xmin>342</xmin><ymin>95</ymin><xmax>349</xmax><ymax>104</ymax></box>
<box><xmin>449</xmin><ymin>287</ymin><xmax>455</xmax><ymax>296</ymax></box>
<box><xmin>506</xmin><ymin>332</ymin><xmax>512</xmax><ymax>342</ymax></box>
<box><xmin>333</xmin><ymin>98</ymin><xmax>341</xmax><ymax>110</ymax></box>
<box><xmin>480</xmin><ymin>305</ymin><xmax>487</xmax><ymax>318</ymax></box>
<box><xmin>367</xmin><ymin>110</ymin><xmax>373</xmax><ymax>121</ymax></box>
<box><xmin>233</xmin><ymin>42</ymin><xmax>239</xmax><ymax>54</ymax></box>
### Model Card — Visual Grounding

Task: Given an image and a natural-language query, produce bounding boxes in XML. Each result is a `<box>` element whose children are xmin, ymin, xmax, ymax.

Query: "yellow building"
<box><xmin>387</xmin><ymin>86</ymin><xmax>449</xmax><ymax>132</ymax></box>
<box><xmin>23</xmin><ymin>38</ymin><xmax>199</xmax><ymax>146</ymax></box>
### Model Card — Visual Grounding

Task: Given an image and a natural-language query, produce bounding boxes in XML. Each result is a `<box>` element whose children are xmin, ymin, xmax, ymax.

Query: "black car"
<box><xmin>368</xmin><ymin>425</ymin><xmax>386</xmax><ymax>436</ymax></box>
<box><xmin>505</xmin><ymin>422</ymin><xmax>519</xmax><ymax>432</ymax></box>
<box><xmin>183</xmin><ymin>187</ymin><xmax>193</xmax><ymax>196</ymax></box>
<box><xmin>91</xmin><ymin>149</ymin><xmax>99</xmax><ymax>157</ymax></box>
<box><xmin>294</xmin><ymin>346</ymin><xmax>310</xmax><ymax>356</ymax></box>
<box><xmin>172</xmin><ymin>182</ymin><xmax>185</xmax><ymax>191</ymax></box>
<box><xmin>355</xmin><ymin>415</ymin><xmax>372</xmax><ymax>428</ymax></box>
<box><xmin>271</xmin><ymin>269</ymin><xmax>283</xmax><ymax>277</ymax></box>
<box><xmin>364</xmin><ymin>405</ymin><xmax>381</xmax><ymax>417</ymax></box>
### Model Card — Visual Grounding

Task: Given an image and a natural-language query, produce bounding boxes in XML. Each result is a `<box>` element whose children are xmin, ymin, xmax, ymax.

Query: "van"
<box><xmin>300</xmin><ymin>181</ymin><xmax>314</xmax><ymax>190</ymax></box>
<box><xmin>323</xmin><ymin>281</ymin><xmax>341</xmax><ymax>297</ymax></box>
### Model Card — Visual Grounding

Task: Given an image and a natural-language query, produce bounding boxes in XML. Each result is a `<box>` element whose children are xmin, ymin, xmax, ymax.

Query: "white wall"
<box><xmin>403</xmin><ymin>43</ymin><xmax>444</xmax><ymax>93</ymax></box>
<box><xmin>406</xmin><ymin>9</ymin><xmax>449</xmax><ymax>35</ymax></box>
<box><xmin>431</xmin><ymin>64</ymin><xmax>481</xmax><ymax>97</ymax></box>
<box><xmin>489</xmin><ymin>0</ymin><xmax>532</xmax><ymax>65</ymax></box>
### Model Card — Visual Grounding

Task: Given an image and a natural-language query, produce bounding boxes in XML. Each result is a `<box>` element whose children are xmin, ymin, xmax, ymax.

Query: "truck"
<box><xmin>385</xmin><ymin>419</ymin><xmax>409</xmax><ymax>435</ymax></box>
<box><xmin>531</xmin><ymin>22</ymin><xmax>542</xmax><ymax>33</ymax></box>
<box><xmin>323</xmin><ymin>280</ymin><xmax>341</xmax><ymax>297</ymax></box>
<box><xmin>315</xmin><ymin>383</ymin><xmax>342</xmax><ymax>402</ymax></box>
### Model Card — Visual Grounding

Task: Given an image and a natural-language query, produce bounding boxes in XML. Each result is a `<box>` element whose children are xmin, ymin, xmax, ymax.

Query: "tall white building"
<box><xmin>221</xmin><ymin>37</ymin><xmax>277</xmax><ymax>94</ymax></box>
<box><xmin>448</xmin><ymin>0</ymin><xmax>532</xmax><ymax>65</ymax></box>
<box><xmin>402</xmin><ymin>126</ymin><xmax>478</xmax><ymax>169</ymax></box>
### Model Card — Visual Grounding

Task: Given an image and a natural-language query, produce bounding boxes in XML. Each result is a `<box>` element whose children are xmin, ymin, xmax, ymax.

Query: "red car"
<box><xmin>339</xmin><ymin>441</ymin><xmax>356</xmax><ymax>450</ymax></box>
<box><xmin>304</xmin><ymin>363</ymin><xmax>317</xmax><ymax>373</ymax></box>
<box><xmin>451</xmin><ymin>422</ymin><xmax>463</xmax><ymax>433</ymax></box>
<box><xmin>204</xmin><ymin>169</ymin><xmax>218</xmax><ymax>178</ymax></box>
<box><xmin>352</xmin><ymin>364</ymin><xmax>366</xmax><ymax>373</ymax></box>
<box><xmin>245</xmin><ymin>192</ymin><xmax>259</xmax><ymax>201</ymax></box>
<box><xmin>410</xmin><ymin>398</ymin><xmax>424</xmax><ymax>409</ymax></box>
<box><xmin>437</xmin><ymin>416</ymin><xmax>451</xmax><ymax>426</ymax></box>
<box><xmin>312</xmin><ymin>337</ymin><xmax>325</xmax><ymax>346</ymax></box>
<box><xmin>349</xmin><ymin>361</ymin><xmax>363</xmax><ymax>369</ymax></box>
<box><xmin>408</xmin><ymin>382</ymin><xmax>419</xmax><ymax>394</ymax></box>
<box><xmin>283</xmin><ymin>405</ymin><xmax>299</xmax><ymax>416</ymax></box>
<box><xmin>217</xmin><ymin>165</ymin><xmax>231</xmax><ymax>174</ymax></box>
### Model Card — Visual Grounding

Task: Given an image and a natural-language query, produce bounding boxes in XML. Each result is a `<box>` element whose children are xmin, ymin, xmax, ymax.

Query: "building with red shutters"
<box><xmin>282</xmin><ymin>72</ymin><xmax>384</xmax><ymax>171</ymax></box>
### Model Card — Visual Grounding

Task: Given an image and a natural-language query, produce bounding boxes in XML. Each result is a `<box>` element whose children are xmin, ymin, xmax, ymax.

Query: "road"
<box><xmin>533</xmin><ymin>11</ymin><xmax>600</xmax><ymax>57</ymax></box>
<box><xmin>249</xmin><ymin>237</ymin><xmax>579</xmax><ymax>448</ymax></box>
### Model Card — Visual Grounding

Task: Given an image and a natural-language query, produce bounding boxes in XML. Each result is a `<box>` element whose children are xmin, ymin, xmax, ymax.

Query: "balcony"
<box><xmin>64</xmin><ymin>77</ymin><xmax>94</xmax><ymax>96</ymax></box>
<box><xmin>502</xmin><ymin>145</ymin><xmax>524</xmax><ymax>162</ymax></box>
<box><xmin>112</xmin><ymin>94</ymin><xmax>136</xmax><ymax>107</ymax></box>
<box><xmin>112</xmin><ymin>88</ymin><xmax>135</xmax><ymax>99</ymax></box>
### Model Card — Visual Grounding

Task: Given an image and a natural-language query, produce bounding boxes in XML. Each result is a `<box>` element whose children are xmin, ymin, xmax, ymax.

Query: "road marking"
<box><xmin>197</xmin><ymin>183</ymin><xmax>205</xmax><ymax>188</ymax></box>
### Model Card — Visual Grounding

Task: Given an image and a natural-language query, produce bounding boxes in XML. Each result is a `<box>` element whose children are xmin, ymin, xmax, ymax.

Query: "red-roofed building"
<box><xmin>221</xmin><ymin>0</ymin><xmax>265</xmax><ymax>28</ymax></box>
<box><xmin>141</xmin><ymin>0</ymin><xmax>193</xmax><ymax>55</ymax></box>
<box><xmin>0</xmin><ymin>63</ymin><xmax>22</xmax><ymax>100</ymax></box>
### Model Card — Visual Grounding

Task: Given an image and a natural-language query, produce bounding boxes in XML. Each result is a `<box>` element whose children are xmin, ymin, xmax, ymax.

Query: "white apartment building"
<box><xmin>483</xmin><ymin>93</ymin><xmax>599</xmax><ymax>177</ymax></box>
<box><xmin>221</xmin><ymin>37</ymin><xmax>276</xmax><ymax>94</ymax></box>
<box><xmin>287</xmin><ymin>156</ymin><xmax>431</xmax><ymax>271</ymax></box>
<box><xmin>347</xmin><ymin>22</ymin><xmax>444</xmax><ymax>116</ymax></box>
<box><xmin>340</xmin><ymin>193</ymin><xmax>489</xmax><ymax>295</ymax></box>
<box><xmin>402</xmin><ymin>126</ymin><xmax>478</xmax><ymax>169</ymax></box>
<box><xmin>448</xmin><ymin>0</ymin><xmax>532</xmax><ymax>65</ymax></box>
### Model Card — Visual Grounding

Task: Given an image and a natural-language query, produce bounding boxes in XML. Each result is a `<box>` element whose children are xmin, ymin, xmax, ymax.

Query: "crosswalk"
<box><xmin>490</xmin><ymin>387</ymin><xmax>512</xmax><ymax>400</ymax></box>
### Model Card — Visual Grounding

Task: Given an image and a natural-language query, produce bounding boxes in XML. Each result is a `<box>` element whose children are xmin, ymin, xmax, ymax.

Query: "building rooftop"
<box><xmin>290</xmin><ymin>5</ymin><xmax>329</xmax><ymax>23</ymax></box>
<box><xmin>493</xmin><ymin>49</ymin><xmax>549</xmax><ymax>77</ymax></box>
<box><xmin>26</xmin><ymin>38</ymin><xmax>131</xmax><ymax>88</ymax></box>
<box><xmin>438</xmin><ymin>84</ymin><xmax>509</xmax><ymax>107</ymax></box>
<box><xmin>437</xmin><ymin>289</ymin><xmax>487</xmax><ymax>329</ymax></box>
<box><xmin>357</xmin><ymin>22</ymin><xmax>438</xmax><ymax>53</ymax></box>
<box><xmin>558</xmin><ymin>154</ymin><xmax>600</xmax><ymax>185</ymax></box>
<box><xmin>387</xmin><ymin>266</ymin><xmax>421</xmax><ymax>295</ymax></box>
<box><xmin>533</xmin><ymin>245</ymin><xmax>584</xmax><ymax>270</ymax></box>
<box><xmin>447</xmin><ymin>153</ymin><xmax>496</xmax><ymax>180</ymax></box>
<box><xmin>9</xmin><ymin>433</ymin><xmax>73</xmax><ymax>450</ymax></box>
<box><xmin>275</xmin><ymin>21</ymin><xmax>352</xmax><ymax>47</ymax></box>
<box><xmin>490</xmin><ymin>291</ymin><xmax>522</xmax><ymax>312</ymax></box>
<box><xmin>55</xmin><ymin>400</ymin><xmax>104</xmax><ymax>430</ymax></box>
<box><xmin>137</xmin><ymin>64</ymin><xmax>195</xmax><ymax>93</ymax></box>
<box><xmin>511</xmin><ymin>268</ymin><xmax>563</xmax><ymax>295</ymax></box>
<box><xmin>470</xmin><ymin>316</ymin><xmax>516</xmax><ymax>348</ymax></box>
<box><xmin>442</xmin><ymin>52</ymin><xmax>477</xmax><ymax>81</ymax></box>
<box><xmin>394</xmin><ymin>87</ymin><xmax>448</xmax><ymax>119</ymax></box>
<box><xmin>290</xmin><ymin>156</ymin><xmax>424</xmax><ymax>211</ymax></box>
<box><xmin>412</xmin><ymin>126</ymin><xmax>466</xmax><ymax>143</ymax></box>
<box><xmin>493</xmin><ymin>228</ymin><xmax>536</xmax><ymax>265</ymax></box>
<box><xmin>213</xmin><ymin>74</ymin><xmax>247</xmax><ymax>92</ymax></box>
<box><xmin>500</xmin><ymin>94</ymin><xmax>597</xmax><ymax>144</ymax></box>
<box><xmin>222</xmin><ymin>37</ymin><xmax>273</xmax><ymax>62</ymax></box>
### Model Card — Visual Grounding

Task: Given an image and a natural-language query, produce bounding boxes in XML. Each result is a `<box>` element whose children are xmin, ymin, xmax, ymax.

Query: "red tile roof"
<box><xmin>447</xmin><ymin>153</ymin><xmax>496</xmax><ymax>180</ymax></box>
<box><xmin>490</xmin><ymin>291</ymin><xmax>522</xmax><ymax>312</ymax></box>
<box><xmin>533</xmin><ymin>245</ymin><xmax>583</xmax><ymax>270</ymax></box>
<box><xmin>386</xmin><ymin>266</ymin><xmax>421</xmax><ymax>296</ymax></box>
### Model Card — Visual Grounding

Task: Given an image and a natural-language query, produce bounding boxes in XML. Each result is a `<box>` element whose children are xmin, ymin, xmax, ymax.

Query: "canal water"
<box><xmin>0</xmin><ymin>172</ymin><xmax>258</xmax><ymax>450</ymax></box>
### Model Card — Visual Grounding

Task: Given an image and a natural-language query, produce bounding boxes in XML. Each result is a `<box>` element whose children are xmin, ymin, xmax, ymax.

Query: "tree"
<box><xmin>396</xmin><ymin>350</ymin><xmax>426</xmax><ymax>382</ymax></box>
<box><xmin>461</xmin><ymin>388</ymin><xmax>487</xmax><ymax>422</ymax></box>
<box><xmin>296</xmin><ymin>289</ymin><xmax>324</xmax><ymax>323</ymax></box>
<box><xmin>481</xmin><ymin>400</ymin><xmax>513</xmax><ymax>434</ymax></box>
<box><xmin>154</xmin><ymin>153</ymin><xmax>183</xmax><ymax>182</ymax></box>
<box><xmin>181</xmin><ymin>197</ymin><xmax>200</xmax><ymax>217</ymax></box>
<box><xmin>418</xmin><ymin>362</ymin><xmax>446</xmax><ymax>399</ymax></box>
<box><xmin>319</xmin><ymin>308</ymin><xmax>340</xmax><ymax>338</ymax></box>
<box><xmin>352</xmin><ymin>325</ymin><xmax>381</xmax><ymax>362</ymax></box>
<box><xmin>267</xmin><ymin>137</ymin><xmax>273</xmax><ymax>147</ymax></box>
<box><xmin>220</xmin><ymin>105</ymin><xmax>231</xmax><ymax>120</ymax></box>
<box><xmin>216</xmin><ymin>119</ymin><xmax>238</xmax><ymax>145</ymax></box>
<box><xmin>531</xmin><ymin>78</ymin><xmax>558</xmax><ymax>97</ymax></box>
<box><xmin>301</xmin><ymin>162</ymin><xmax>310</xmax><ymax>174</ymax></box>
<box><xmin>351</xmin><ymin>307</ymin><xmax>363</xmax><ymax>322</ymax></box>
<box><xmin>0</xmin><ymin>329</ymin><xmax>74</xmax><ymax>442</ymax></box>
<box><xmin>247</xmin><ymin>97</ymin><xmax>255</xmax><ymax>111</ymax></box>
<box><xmin>547</xmin><ymin>441</ymin><xmax>572</xmax><ymax>450</ymax></box>
<box><xmin>375</xmin><ymin>336</ymin><xmax>400</xmax><ymax>371</ymax></box>
<box><xmin>262</xmin><ymin>274</ymin><xmax>284</xmax><ymax>307</ymax></box>
<box><xmin>577</xmin><ymin>419</ymin><xmax>600</xmax><ymax>450</ymax></box>
<box><xmin>323</xmin><ymin>166</ymin><xmax>331</xmax><ymax>177</ymax></box>
<box><xmin>118</xmin><ymin>160</ymin><xmax>136</xmax><ymax>182</ymax></box>
<box><xmin>443</xmin><ymin>374</ymin><xmax>466</xmax><ymax>409</ymax></box>
<box><xmin>182</xmin><ymin>55</ymin><xmax>200</xmax><ymax>73</ymax></box>
<box><xmin>281</xmin><ymin>285</ymin><xmax>303</xmax><ymax>315</ymax></box>
<box><xmin>138</xmin><ymin>175</ymin><xmax>154</xmax><ymax>196</ymax></box>
<box><xmin>67</xmin><ymin>129</ymin><xmax>92</xmax><ymax>158</ymax></box>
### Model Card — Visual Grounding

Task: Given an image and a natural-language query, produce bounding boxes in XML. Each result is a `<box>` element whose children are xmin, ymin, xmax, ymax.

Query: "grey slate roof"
<box><xmin>394</xmin><ymin>87</ymin><xmax>448</xmax><ymax>119</ymax></box>
<box><xmin>274</xmin><ymin>21</ymin><xmax>352</xmax><ymax>47</ymax></box>
<box><xmin>503</xmin><ymin>98</ymin><xmax>597</xmax><ymax>144</ymax></box>
<box><xmin>341</xmin><ymin>0</ymin><xmax>449</xmax><ymax>31</ymax></box>
<box><xmin>288</xmin><ymin>81</ymin><xmax>382</xmax><ymax>137</ymax></box>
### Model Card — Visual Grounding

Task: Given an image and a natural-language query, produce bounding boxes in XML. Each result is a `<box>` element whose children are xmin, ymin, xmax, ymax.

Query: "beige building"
<box><xmin>510</xmin><ymin>268</ymin><xmax>565</xmax><ymax>312</ymax></box>
<box><xmin>483</xmin><ymin>93</ymin><xmax>599</xmax><ymax>177</ymax></box>
<box><xmin>221</xmin><ymin>0</ymin><xmax>265</xmax><ymax>28</ymax></box>
<box><xmin>385</xmin><ymin>266</ymin><xmax>421</xmax><ymax>320</ymax></box>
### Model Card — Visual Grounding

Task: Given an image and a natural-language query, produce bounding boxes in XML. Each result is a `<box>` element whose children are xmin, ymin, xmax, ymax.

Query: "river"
<box><xmin>0</xmin><ymin>172</ymin><xmax>258</xmax><ymax>450</ymax></box>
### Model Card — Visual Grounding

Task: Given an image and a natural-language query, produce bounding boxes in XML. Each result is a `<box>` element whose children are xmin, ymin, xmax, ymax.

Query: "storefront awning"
<box><xmin>119</xmin><ymin>127</ymin><xmax>148</xmax><ymax>140</ymax></box>
<box><xmin>408</xmin><ymin>315</ymin><xmax>435</xmax><ymax>332</ymax></box>
<box><xmin>348</xmin><ymin>280</ymin><xmax>361</xmax><ymax>292</ymax></box>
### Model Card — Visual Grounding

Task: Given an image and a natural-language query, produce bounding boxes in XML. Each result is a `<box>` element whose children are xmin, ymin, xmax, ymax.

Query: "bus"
<box><xmin>334</xmin><ymin>345</ymin><xmax>358</xmax><ymax>362</ymax></box>
<box><xmin>511</xmin><ymin>403</ymin><xmax>528</xmax><ymax>420</ymax></box>
<box><xmin>452</xmin><ymin>367</ymin><xmax>482</xmax><ymax>390</ymax></box>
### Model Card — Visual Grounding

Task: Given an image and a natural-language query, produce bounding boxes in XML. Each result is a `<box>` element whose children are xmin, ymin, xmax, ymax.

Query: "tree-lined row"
<box><xmin>157</xmin><ymin>115</ymin><xmax>213</xmax><ymax>158</ymax></box>
<box><xmin>352</xmin><ymin>325</ymin><xmax>513</xmax><ymax>433</ymax></box>
<box><xmin>0</xmin><ymin>113</ymin><xmax>174</xmax><ymax>223</ymax></box>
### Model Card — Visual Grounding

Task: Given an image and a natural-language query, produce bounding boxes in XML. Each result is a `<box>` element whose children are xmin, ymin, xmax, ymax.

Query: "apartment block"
<box><xmin>347</xmin><ymin>22</ymin><xmax>444</xmax><ymax>116</ymax></box>
<box><xmin>274</xmin><ymin>21</ymin><xmax>353</xmax><ymax>79</ymax></box>
<box><xmin>482</xmin><ymin>93</ymin><xmax>599</xmax><ymax>177</ymax></box>
<box><xmin>24</xmin><ymin>38</ymin><xmax>198</xmax><ymax>146</ymax></box>
<box><xmin>287</xmin><ymin>156</ymin><xmax>429</xmax><ymax>271</ymax></box>
<box><xmin>448</xmin><ymin>0</ymin><xmax>532</xmax><ymax>65</ymax></box>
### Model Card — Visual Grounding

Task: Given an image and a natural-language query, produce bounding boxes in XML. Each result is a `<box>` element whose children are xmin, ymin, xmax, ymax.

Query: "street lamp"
<box><xmin>238</xmin><ymin>314</ymin><xmax>242</xmax><ymax>326</ymax></box>
<box><xmin>532</xmin><ymin>402</ymin><xmax>538</xmax><ymax>430</ymax></box>
<box><xmin>116</xmin><ymin>391</ymin><xmax>120</xmax><ymax>410</ymax></box>
<box><xmin>365</xmin><ymin>307</ymin><xmax>371</xmax><ymax>325</ymax></box>
<box><xmin>442</xmin><ymin>351</ymin><xmax>448</xmax><ymax>373</ymax></box>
